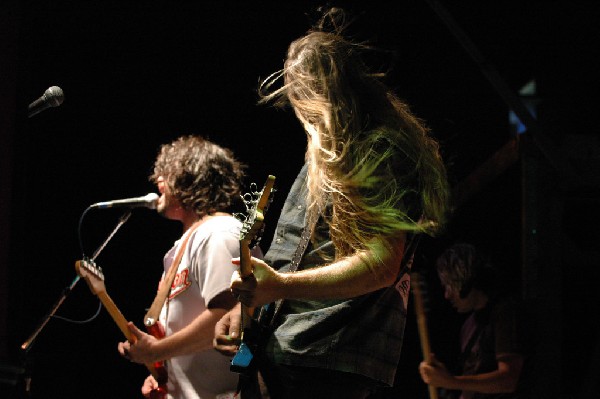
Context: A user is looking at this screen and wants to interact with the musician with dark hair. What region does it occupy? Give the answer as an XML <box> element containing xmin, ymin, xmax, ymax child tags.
<box><xmin>117</xmin><ymin>135</ymin><xmax>255</xmax><ymax>399</ymax></box>
<box><xmin>214</xmin><ymin>8</ymin><xmax>450</xmax><ymax>399</ymax></box>
<box><xmin>419</xmin><ymin>243</ymin><xmax>529</xmax><ymax>399</ymax></box>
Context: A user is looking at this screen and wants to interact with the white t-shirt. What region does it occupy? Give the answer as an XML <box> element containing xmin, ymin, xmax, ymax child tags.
<box><xmin>159</xmin><ymin>216</ymin><xmax>241</xmax><ymax>399</ymax></box>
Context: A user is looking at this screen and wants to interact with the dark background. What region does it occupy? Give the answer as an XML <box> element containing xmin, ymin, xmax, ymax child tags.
<box><xmin>1</xmin><ymin>1</ymin><xmax>599</xmax><ymax>398</ymax></box>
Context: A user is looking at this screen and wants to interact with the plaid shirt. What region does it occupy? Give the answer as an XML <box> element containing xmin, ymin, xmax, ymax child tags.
<box><xmin>262</xmin><ymin>164</ymin><xmax>408</xmax><ymax>386</ymax></box>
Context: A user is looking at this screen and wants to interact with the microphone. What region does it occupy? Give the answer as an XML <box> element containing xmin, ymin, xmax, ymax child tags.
<box><xmin>28</xmin><ymin>86</ymin><xmax>64</xmax><ymax>118</ymax></box>
<box><xmin>90</xmin><ymin>193</ymin><xmax>159</xmax><ymax>210</ymax></box>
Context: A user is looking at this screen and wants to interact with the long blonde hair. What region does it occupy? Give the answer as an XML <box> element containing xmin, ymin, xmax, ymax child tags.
<box><xmin>260</xmin><ymin>9</ymin><xmax>449</xmax><ymax>258</ymax></box>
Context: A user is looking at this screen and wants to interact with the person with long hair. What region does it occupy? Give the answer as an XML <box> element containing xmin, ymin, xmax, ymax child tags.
<box><xmin>214</xmin><ymin>8</ymin><xmax>450</xmax><ymax>399</ymax></box>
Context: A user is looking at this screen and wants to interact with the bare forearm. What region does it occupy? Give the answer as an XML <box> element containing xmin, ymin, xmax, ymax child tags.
<box><xmin>232</xmin><ymin>235</ymin><xmax>406</xmax><ymax>307</ymax></box>
<box><xmin>153</xmin><ymin>308</ymin><xmax>228</xmax><ymax>360</ymax></box>
<box><xmin>444</xmin><ymin>358</ymin><xmax>523</xmax><ymax>394</ymax></box>
<box><xmin>452</xmin><ymin>371</ymin><xmax>518</xmax><ymax>393</ymax></box>
<box><xmin>278</xmin><ymin>235</ymin><xmax>405</xmax><ymax>300</ymax></box>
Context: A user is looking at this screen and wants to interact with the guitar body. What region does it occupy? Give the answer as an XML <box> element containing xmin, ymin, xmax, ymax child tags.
<box><xmin>145</xmin><ymin>321</ymin><xmax>169</xmax><ymax>399</ymax></box>
<box><xmin>230</xmin><ymin>332</ymin><xmax>257</xmax><ymax>373</ymax></box>
<box><xmin>230</xmin><ymin>313</ymin><xmax>273</xmax><ymax>373</ymax></box>
<box><xmin>148</xmin><ymin>384</ymin><xmax>168</xmax><ymax>399</ymax></box>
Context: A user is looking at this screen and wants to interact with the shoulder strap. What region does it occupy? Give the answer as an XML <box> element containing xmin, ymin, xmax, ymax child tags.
<box><xmin>144</xmin><ymin>221</ymin><xmax>202</xmax><ymax>325</ymax></box>
<box><xmin>458</xmin><ymin>321</ymin><xmax>485</xmax><ymax>370</ymax></box>
<box><xmin>289</xmin><ymin>207</ymin><xmax>319</xmax><ymax>273</ymax></box>
<box><xmin>396</xmin><ymin>232</ymin><xmax>421</xmax><ymax>282</ymax></box>
<box><xmin>264</xmin><ymin>208</ymin><xmax>319</xmax><ymax>327</ymax></box>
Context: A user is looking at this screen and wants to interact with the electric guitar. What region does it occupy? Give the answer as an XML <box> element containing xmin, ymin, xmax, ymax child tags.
<box><xmin>75</xmin><ymin>259</ymin><xmax>168</xmax><ymax>399</ymax></box>
<box><xmin>411</xmin><ymin>272</ymin><xmax>439</xmax><ymax>399</ymax></box>
<box><xmin>230</xmin><ymin>175</ymin><xmax>276</xmax><ymax>374</ymax></box>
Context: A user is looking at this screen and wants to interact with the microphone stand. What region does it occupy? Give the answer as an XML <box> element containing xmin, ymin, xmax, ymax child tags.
<box><xmin>18</xmin><ymin>210</ymin><xmax>132</xmax><ymax>397</ymax></box>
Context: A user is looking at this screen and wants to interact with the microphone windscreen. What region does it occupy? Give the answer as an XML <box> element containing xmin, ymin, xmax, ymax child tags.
<box><xmin>46</xmin><ymin>86</ymin><xmax>64</xmax><ymax>107</ymax></box>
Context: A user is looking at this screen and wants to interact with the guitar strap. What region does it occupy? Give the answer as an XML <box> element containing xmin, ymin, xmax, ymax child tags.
<box><xmin>144</xmin><ymin>221</ymin><xmax>203</xmax><ymax>324</ymax></box>
<box><xmin>396</xmin><ymin>231</ymin><xmax>421</xmax><ymax>282</ymax></box>
<box><xmin>393</xmin><ymin>213</ymin><xmax>428</xmax><ymax>314</ymax></box>
<box><xmin>290</xmin><ymin>207</ymin><xmax>320</xmax><ymax>273</ymax></box>
<box><xmin>457</xmin><ymin>323</ymin><xmax>484</xmax><ymax>373</ymax></box>
<box><xmin>264</xmin><ymin>207</ymin><xmax>319</xmax><ymax>329</ymax></box>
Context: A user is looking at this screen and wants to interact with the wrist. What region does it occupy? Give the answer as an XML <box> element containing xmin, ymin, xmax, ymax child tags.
<box><xmin>275</xmin><ymin>271</ymin><xmax>294</xmax><ymax>299</ymax></box>
<box><xmin>447</xmin><ymin>375</ymin><xmax>464</xmax><ymax>390</ymax></box>
<box><xmin>150</xmin><ymin>336</ymin><xmax>169</xmax><ymax>362</ymax></box>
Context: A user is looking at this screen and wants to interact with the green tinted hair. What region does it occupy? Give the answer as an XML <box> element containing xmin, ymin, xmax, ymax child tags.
<box><xmin>260</xmin><ymin>8</ymin><xmax>450</xmax><ymax>258</ymax></box>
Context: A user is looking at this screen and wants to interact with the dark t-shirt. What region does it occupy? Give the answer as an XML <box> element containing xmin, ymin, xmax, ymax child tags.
<box><xmin>458</xmin><ymin>295</ymin><xmax>528</xmax><ymax>399</ymax></box>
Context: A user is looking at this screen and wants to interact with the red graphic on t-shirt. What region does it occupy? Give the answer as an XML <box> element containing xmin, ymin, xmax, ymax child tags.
<box><xmin>168</xmin><ymin>268</ymin><xmax>192</xmax><ymax>299</ymax></box>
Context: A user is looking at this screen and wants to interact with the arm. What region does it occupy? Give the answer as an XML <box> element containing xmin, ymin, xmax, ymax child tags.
<box><xmin>231</xmin><ymin>233</ymin><xmax>406</xmax><ymax>307</ymax></box>
<box><xmin>118</xmin><ymin>291</ymin><xmax>235</xmax><ymax>364</ymax></box>
<box><xmin>419</xmin><ymin>353</ymin><xmax>524</xmax><ymax>394</ymax></box>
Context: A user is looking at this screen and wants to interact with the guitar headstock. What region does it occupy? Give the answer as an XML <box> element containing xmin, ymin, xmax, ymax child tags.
<box><xmin>236</xmin><ymin>175</ymin><xmax>276</xmax><ymax>247</ymax></box>
<box><xmin>75</xmin><ymin>258</ymin><xmax>107</xmax><ymax>296</ymax></box>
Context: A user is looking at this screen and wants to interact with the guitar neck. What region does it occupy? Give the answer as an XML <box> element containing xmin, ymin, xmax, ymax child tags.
<box><xmin>239</xmin><ymin>239</ymin><xmax>253</xmax><ymax>278</ymax></box>
<box><xmin>238</xmin><ymin>241</ymin><xmax>255</xmax><ymax>327</ymax></box>
<box><xmin>414</xmin><ymin>304</ymin><xmax>433</xmax><ymax>362</ymax></box>
<box><xmin>412</xmin><ymin>275</ymin><xmax>439</xmax><ymax>399</ymax></box>
<box><xmin>95</xmin><ymin>291</ymin><xmax>163</xmax><ymax>380</ymax></box>
<box><xmin>96</xmin><ymin>291</ymin><xmax>132</xmax><ymax>340</ymax></box>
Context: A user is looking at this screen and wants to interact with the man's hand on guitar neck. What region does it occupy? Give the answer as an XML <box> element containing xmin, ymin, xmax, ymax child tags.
<box><xmin>419</xmin><ymin>354</ymin><xmax>454</xmax><ymax>388</ymax></box>
<box><xmin>118</xmin><ymin>322</ymin><xmax>162</xmax><ymax>364</ymax></box>
<box><xmin>213</xmin><ymin>303</ymin><xmax>242</xmax><ymax>357</ymax></box>
<box><xmin>230</xmin><ymin>257</ymin><xmax>284</xmax><ymax>308</ymax></box>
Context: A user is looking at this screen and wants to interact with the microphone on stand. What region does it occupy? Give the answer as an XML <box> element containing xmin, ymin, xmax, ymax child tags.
<box><xmin>28</xmin><ymin>86</ymin><xmax>64</xmax><ymax>118</ymax></box>
<box><xmin>90</xmin><ymin>193</ymin><xmax>159</xmax><ymax>210</ymax></box>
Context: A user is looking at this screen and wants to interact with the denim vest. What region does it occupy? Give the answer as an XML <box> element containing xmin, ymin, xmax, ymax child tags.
<box><xmin>263</xmin><ymin>164</ymin><xmax>408</xmax><ymax>386</ymax></box>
